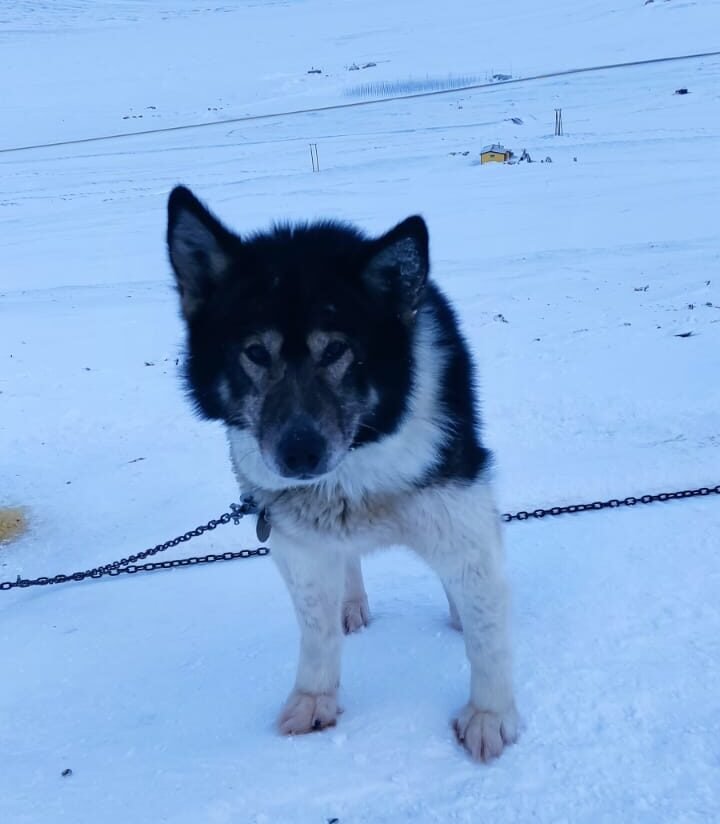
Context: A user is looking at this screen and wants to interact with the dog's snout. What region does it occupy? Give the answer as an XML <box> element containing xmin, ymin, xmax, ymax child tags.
<box><xmin>277</xmin><ymin>420</ymin><xmax>327</xmax><ymax>478</ymax></box>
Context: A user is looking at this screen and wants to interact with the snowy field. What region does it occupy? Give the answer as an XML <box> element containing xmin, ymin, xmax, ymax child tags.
<box><xmin>2</xmin><ymin>1</ymin><xmax>720</xmax><ymax>822</ymax></box>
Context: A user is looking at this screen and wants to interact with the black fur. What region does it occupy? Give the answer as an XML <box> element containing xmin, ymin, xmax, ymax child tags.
<box><xmin>167</xmin><ymin>185</ymin><xmax>489</xmax><ymax>486</ymax></box>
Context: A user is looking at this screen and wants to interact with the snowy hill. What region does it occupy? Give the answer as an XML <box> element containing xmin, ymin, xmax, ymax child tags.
<box><xmin>1</xmin><ymin>1</ymin><xmax>719</xmax><ymax>822</ymax></box>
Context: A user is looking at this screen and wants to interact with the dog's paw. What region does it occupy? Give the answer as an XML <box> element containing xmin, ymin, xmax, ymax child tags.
<box><xmin>342</xmin><ymin>596</ymin><xmax>371</xmax><ymax>634</ymax></box>
<box><xmin>453</xmin><ymin>702</ymin><xmax>518</xmax><ymax>763</ymax></box>
<box><xmin>278</xmin><ymin>690</ymin><xmax>339</xmax><ymax>735</ymax></box>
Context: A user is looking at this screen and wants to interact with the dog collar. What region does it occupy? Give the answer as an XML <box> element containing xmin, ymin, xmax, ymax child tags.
<box><xmin>240</xmin><ymin>494</ymin><xmax>272</xmax><ymax>543</ymax></box>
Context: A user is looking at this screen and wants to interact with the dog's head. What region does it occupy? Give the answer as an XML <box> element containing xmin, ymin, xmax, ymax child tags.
<box><xmin>167</xmin><ymin>185</ymin><xmax>429</xmax><ymax>483</ymax></box>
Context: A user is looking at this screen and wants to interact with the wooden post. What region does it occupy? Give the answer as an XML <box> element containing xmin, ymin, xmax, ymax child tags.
<box><xmin>309</xmin><ymin>143</ymin><xmax>320</xmax><ymax>172</ymax></box>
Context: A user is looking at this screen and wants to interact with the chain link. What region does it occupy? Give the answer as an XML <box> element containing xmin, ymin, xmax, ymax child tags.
<box><xmin>0</xmin><ymin>500</ymin><xmax>267</xmax><ymax>592</ymax></box>
<box><xmin>501</xmin><ymin>484</ymin><xmax>720</xmax><ymax>522</ymax></box>
<box><xmin>2</xmin><ymin>484</ymin><xmax>718</xmax><ymax>592</ymax></box>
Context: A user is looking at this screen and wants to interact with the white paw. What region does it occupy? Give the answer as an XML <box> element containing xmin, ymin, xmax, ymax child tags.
<box><xmin>277</xmin><ymin>690</ymin><xmax>339</xmax><ymax>735</ymax></box>
<box><xmin>453</xmin><ymin>703</ymin><xmax>518</xmax><ymax>762</ymax></box>
<box><xmin>342</xmin><ymin>596</ymin><xmax>371</xmax><ymax>634</ymax></box>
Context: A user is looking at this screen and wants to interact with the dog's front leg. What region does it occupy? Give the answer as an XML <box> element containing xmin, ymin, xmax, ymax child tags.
<box><xmin>411</xmin><ymin>491</ymin><xmax>518</xmax><ymax>762</ymax></box>
<box><xmin>271</xmin><ymin>532</ymin><xmax>345</xmax><ymax>735</ymax></box>
<box><xmin>447</xmin><ymin>558</ymin><xmax>518</xmax><ymax>763</ymax></box>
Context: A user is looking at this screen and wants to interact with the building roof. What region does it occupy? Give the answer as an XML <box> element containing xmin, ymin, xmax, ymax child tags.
<box><xmin>481</xmin><ymin>144</ymin><xmax>507</xmax><ymax>154</ymax></box>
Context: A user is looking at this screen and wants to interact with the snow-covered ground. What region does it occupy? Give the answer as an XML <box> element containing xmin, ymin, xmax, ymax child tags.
<box><xmin>2</xmin><ymin>1</ymin><xmax>720</xmax><ymax>822</ymax></box>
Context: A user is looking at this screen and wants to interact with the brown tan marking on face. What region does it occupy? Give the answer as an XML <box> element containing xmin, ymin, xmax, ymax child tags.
<box><xmin>307</xmin><ymin>330</ymin><xmax>354</xmax><ymax>383</ymax></box>
<box><xmin>230</xmin><ymin>330</ymin><xmax>284</xmax><ymax>431</ymax></box>
<box><xmin>225</xmin><ymin>327</ymin><xmax>367</xmax><ymax>476</ymax></box>
<box><xmin>239</xmin><ymin>330</ymin><xmax>284</xmax><ymax>386</ymax></box>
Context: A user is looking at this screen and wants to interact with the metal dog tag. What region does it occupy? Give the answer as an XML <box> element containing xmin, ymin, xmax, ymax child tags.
<box><xmin>256</xmin><ymin>508</ymin><xmax>271</xmax><ymax>542</ymax></box>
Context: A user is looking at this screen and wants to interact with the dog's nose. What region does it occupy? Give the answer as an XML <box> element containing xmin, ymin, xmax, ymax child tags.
<box><xmin>276</xmin><ymin>421</ymin><xmax>327</xmax><ymax>478</ymax></box>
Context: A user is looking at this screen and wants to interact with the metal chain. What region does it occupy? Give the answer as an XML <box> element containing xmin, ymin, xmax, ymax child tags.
<box><xmin>0</xmin><ymin>499</ymin><xmax>268</xmax><ymax>592</ymax></box>
<box><xmin>2</xmin><ymin>484</ymin><xmax>718</xmax><ymax>592</ymax></box>
<box><xmin>501</xmin><ymin>483</ymin><xmax>720</xmax><ymax>522</ymax></box>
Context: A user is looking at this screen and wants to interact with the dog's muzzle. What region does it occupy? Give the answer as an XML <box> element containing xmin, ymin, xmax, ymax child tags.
<box><xmin>275</xmin><ymin>417</ymin><xmax>329</xmax><ymax>479</ymax></box>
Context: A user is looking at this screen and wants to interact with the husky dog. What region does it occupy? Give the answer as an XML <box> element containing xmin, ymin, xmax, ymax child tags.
<box><xmin>166</xmin><ymin>186</ymin><xmax>518</xmax><ymax>762</ymax></box>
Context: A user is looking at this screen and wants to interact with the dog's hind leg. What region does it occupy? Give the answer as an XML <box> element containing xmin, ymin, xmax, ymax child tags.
<box><xmin>343</xmin><ymin>556</ymin><xmax>371</xmax><ymax>634</ymax></box>
<box><xmin>271</xmin><ymin>533</ymin><xmax>345</xmax><ymax>735</ymax></box>
<box><xmin>443</xmin><ymin>584</ymin><xmax>462</xmax><ymax>631</ymax></box>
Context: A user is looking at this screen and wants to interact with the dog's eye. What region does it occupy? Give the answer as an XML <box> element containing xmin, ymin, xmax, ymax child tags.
<box><xmin>244</xmin><ymin>344</ymin><xmax>272</xmax><ymax>368</ymax></box>
<box><xmin>319</xmin><ymin>340</ymin><xmax>348</xmax><ymax>367</ymax></box>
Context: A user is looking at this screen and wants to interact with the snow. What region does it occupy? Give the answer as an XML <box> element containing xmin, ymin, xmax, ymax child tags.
<box><xmin>1</xmin><ymin>1</ymin><xmax>720</xmax><ymax>822</ymax></box>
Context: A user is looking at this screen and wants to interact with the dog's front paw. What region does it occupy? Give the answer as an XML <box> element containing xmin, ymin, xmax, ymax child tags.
<box><xmin>453</xmin><ymin>702</ymin><xmax>518</xmax><ymax>762</ymax></box>
<box><xmin>342</xmin><ymin>596</ymin><xmax>371</xmax><ymax>634</ymax></box>
<box><xmin>278</xmin><ymin>690</ymin><xmax>339</xmax><ymax>735</ymax></box>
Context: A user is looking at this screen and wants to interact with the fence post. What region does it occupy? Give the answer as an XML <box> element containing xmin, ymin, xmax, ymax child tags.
<box><xmin>309</xmin><ymin>143</ymin><xmax>320</xmax><ymax>171</ymax></box>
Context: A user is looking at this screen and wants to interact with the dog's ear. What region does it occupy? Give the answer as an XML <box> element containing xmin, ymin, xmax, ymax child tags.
<box><xmin>167</xmin><ymin>186</ymin><xmax>237</xmax><ymax>319</ymax></box>
<box><xmin>363</xmin><ymin>216</ymin><xmax>429</xmax><ymax>320</ymax></box>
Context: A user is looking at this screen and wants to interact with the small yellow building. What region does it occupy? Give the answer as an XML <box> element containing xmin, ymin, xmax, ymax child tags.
<box><xmin>480</xmin><ymin>144</ymin><xmax>512</xmax><ymax>164</ymax></box>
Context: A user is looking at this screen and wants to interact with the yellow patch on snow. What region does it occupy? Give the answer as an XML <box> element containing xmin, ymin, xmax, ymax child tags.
<box><xmin>0</xmin><ymin>507</ymin><xmax>28</xmax><ymax>544</ymax></box>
